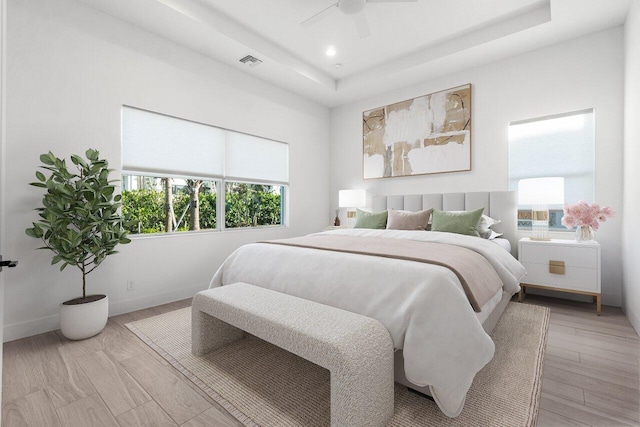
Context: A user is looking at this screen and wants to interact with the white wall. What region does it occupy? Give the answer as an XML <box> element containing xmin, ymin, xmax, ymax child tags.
<box><xmin>623</xmin><ymin>2</ymin><xmax>640</xmax><ymax>333</ymax></box>
<box><xmin>330</xmin><ymin>28</ymin><xmax>625</xmax><ymax>306</ymax></box>
<box><xmin>4</xmin><ymin>0</ymin><xmax>330</xmax><ymax>341</ymax></box>
<box><xmin>0</xmin><ymin>0</ymin><xmax>7</xmax><ymax>412</ymax></box>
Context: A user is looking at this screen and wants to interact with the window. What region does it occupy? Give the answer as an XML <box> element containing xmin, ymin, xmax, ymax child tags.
<box><xmin>121</xmin><ymin>107</ymin><xmax>288</xmax><ymax>235</ymax></box>
<box><xmin>224</xmin><ymin>182</ymin><xmax>284</xmax><ymax>228</ymax></box>
<box><xmin>508</xmin><ymin>109</ymin><xmax>595</xmax><ymax>230</ymax></box>
<box><xmin>122</xmin><ymin>175</ymin><xmax>218</xmax><ymax>234</ymax></box>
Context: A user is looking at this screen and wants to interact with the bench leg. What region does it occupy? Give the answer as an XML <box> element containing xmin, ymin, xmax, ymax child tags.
<box><xmin>192</xmin><ymin>308</ymin><xmax>244</xmax><ymax>356</ymax></box>
<box><xmin>330</xmin><ymin>355</ymin><xmax>394</xmax><ymax>427</ymax></box>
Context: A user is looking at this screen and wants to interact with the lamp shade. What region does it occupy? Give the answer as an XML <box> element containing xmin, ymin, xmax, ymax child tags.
<box><xmin>339</xmin><ymin>189</ymin><xmax>366</xmax><ymax>208</ymax></box>
<box><xmin>518</xmin><ymin>177</ymin><xmax>565</xmax><ymax>205</ymax></box>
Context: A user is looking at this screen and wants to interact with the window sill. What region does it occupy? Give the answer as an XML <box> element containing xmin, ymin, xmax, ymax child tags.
<box><xmin>127</xmin><ymin>224</ymin><xmax>288</xmax><ymax>240</ymax></box>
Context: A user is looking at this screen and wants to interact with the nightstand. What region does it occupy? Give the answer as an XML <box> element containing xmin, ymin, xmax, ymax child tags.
<box><xmin>518</xmin><ymin>238</ymin><xmax>601</xmax><ymax>315</ymax></box>
<box><xmin>326</xmin><ymin>225</ymin><xmax>347</xmax><ymax>230</ymax></box>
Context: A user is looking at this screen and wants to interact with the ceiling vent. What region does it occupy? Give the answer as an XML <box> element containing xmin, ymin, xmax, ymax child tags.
<box><xmin>239</xmin><ymin>55</ymin><xmax>263</xmax><ymax>68</ymax></box>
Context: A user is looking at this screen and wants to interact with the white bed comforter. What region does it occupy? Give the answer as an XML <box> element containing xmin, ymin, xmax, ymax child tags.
<box><xmin>209</xmin><ymin>229</ymin><xmax>526</xmax><ymax>417</ymax></box>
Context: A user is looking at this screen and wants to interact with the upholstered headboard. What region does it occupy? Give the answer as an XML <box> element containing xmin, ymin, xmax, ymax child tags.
<box><xmin>371</xmin><ymin>191</ymin><xmax>517</xmax><ymax>255</ymax></box>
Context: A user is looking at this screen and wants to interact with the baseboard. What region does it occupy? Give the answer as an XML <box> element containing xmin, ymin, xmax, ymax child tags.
<box><xmin>108</xmin><ymin>284</ymin><xmax>204</xmax><ymax>317</ymax></box>
<box><xmin>623</xmin><ymin>304</ymin><xmax>640</xmax><ymax>336</ymax></box>
<box><xmin>3</xmin><ymin>313</ymin><xmax>61</xmax><ymax>343</ymax></box>
<box><xmin>3</xmin><ymin>284</ymin><xmax>205</xmax><ymax>342</ymax></box>
<box><xmin>602</xmin><ymin>292</ymin><xmax>622</xmax><ymax>307</ymax></box>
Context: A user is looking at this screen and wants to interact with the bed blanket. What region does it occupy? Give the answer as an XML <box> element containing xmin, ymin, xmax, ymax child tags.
<box><xmin>261</xmin><ymin>234</ymin><xmax>503</xmax><ymax>311</ymax></box>
<box><xmin>209</xmin><ymin>229</ymin><xmax>526</xmax><ymax>417</ymax></box>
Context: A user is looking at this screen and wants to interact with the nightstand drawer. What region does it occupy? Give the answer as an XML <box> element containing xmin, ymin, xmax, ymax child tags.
<box><xmin>521</xmin><ymin>262</ymin><xmax>598</xmax><ymax>292</ymax></box>
<box><xmin>520</xmin><ymin>244</ymin><xmax>597</xmax><ymax>269</ymax></box>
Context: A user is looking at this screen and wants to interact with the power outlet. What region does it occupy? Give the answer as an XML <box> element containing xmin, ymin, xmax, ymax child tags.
<box><xmin>126</xmin><ymin>280</ymin><xmax>135</xmax><ymax>291</ymax></box>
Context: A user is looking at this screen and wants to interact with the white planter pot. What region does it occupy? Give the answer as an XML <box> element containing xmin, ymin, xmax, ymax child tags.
<box><xmin>59</xmin><ymin>294</ymin><xmax>108</xmax><ymax>340</ymax></box>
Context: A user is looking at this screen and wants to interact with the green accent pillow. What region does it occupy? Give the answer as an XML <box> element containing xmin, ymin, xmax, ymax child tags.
<box><xmin>353</xmin><ymin>209</ymin><xmax>388</xmax><ymax>229</ymax></box>
<box><xmin>431</xmin><ymin>208</ymin><xmax>484</xmax><ymax>237</ymax></box>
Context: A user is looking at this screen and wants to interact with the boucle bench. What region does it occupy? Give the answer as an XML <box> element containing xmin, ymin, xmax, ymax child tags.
<box><xmin>192</xmin><ymin>282</ymin><xmax>394</xmax><ymax>427</ymax></box>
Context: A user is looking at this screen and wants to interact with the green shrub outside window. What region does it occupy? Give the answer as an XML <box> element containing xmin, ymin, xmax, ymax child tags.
<box><xmin>121</xmin><ymin>174</ymin><xmax>283</xmax><ymax>235</ymax></box>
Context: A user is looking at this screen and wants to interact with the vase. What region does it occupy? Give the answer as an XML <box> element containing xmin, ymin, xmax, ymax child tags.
<box><xmin>59</xmin><ymin>294</ymin><xmax>108</xmax><ymax>340</ymax></box>
<box><xmin>575</xmin><ymin>225</ymin><xmax>595</xmax><ymax>242</ymax></box>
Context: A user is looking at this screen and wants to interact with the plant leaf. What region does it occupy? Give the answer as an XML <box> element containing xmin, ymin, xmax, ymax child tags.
<box><xmin>86</xmin><ymin>149</ymin><xmax>99</xmax><ymax>161</ymax></box>
<box><xmin>39</xmin><ymin>153</ymin><xmax>55</xmax><ymax>165</ymax></box>
<box><xmin>27</xmin><ymin>149</ymin><xmax>129</xmax><ymax>282</ymax></box>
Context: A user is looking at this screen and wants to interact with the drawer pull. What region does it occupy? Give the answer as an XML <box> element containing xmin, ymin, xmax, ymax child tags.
<box><xmin>549</xmin><ymin>260</ymin><xmax>565</xmax><ymax>275</ymax></box>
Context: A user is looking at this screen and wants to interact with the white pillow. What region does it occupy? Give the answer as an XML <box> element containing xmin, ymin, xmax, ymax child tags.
<box><xmin>482</xmin><ymin>229</ymin><xmax>503</xmax><ymax>240</ymax></box>
<box><xmin>478</xmin><ymin>215</ymin><xmax>502</xmax><ymax>240</ymax></box>
<box><xmin>478</xmin><ymin>214</ymin><xmax>501</xmax><ymax>230</ymax></box>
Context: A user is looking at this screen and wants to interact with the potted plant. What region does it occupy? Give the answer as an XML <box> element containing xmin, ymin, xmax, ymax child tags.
<box><xmin>26</xmin><ymin>149</ymin><xmax>131</xmax><ymax>340</ymax></box>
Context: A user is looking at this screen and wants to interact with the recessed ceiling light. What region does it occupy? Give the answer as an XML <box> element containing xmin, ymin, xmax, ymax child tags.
<box><xmin>326</xmin><ymin>46</ymin><xmax>336</xmax><ymax>57</ymax></box>
<box><xmin>334</xmin><ymin>63</ymin><xmax>343</xmax><ymax>68</ymax></box>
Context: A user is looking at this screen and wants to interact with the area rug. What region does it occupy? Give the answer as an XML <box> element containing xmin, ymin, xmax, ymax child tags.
<box><xmin>126</xmin><ymin>302</ymin><xmax>549</xmax><ymax>427</ymax></box>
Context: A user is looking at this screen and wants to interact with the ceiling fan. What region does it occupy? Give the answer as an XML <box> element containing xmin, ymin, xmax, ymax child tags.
<box><xmin>300</xmin><ymin>0</ymin><xmax>418</xmax><ymax>39</ymax></box>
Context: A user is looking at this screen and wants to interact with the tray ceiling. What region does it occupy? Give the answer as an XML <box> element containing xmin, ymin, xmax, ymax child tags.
<box><xmin>74</xmin><ymin>0</ymin><xmax>632</xmax><ymax>107</ymax></box>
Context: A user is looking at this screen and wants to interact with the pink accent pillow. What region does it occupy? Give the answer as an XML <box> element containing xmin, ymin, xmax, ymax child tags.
<box><xmin>386</xmin><ymin>209</ymin><xmax>432</xmax><ymax>231</ymax></box>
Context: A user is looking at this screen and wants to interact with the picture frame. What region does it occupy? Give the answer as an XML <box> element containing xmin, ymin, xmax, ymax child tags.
<box><xmin>363</xmin><ymin>84</ymin><xmax>472</xmax><ymax>179</ymax></box>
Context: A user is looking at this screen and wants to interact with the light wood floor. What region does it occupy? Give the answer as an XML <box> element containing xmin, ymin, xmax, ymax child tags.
<box><xmin>2</xmin><ymin>295</ymin><xmax>639</xmax><ymax>426</ymax></box>
<box><xmin>524</xmin><ymin>295</ymin><xmax>640</xmax><ymax>427</ymax></box>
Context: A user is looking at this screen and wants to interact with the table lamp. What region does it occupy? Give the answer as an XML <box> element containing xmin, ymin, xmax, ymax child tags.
<box><xmin>518</xmin><ymin>177</ymin><xmax>564</xmax><ymax>241</ymax></box>
<box><xmin>339</xmin><ymin>189</ymin><xmax>366</xmax><ymax>227</ymax></box>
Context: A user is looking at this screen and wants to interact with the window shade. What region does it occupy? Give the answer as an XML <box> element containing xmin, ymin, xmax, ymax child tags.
<box><xmin>122</xmin><ymin>107</ymin><xmax>225</xmax><ymax>178</ymax></box>
<box><xmin>122</xmin><ymin>107</ymin><xmax>289</xmax><ymax>183</ymax></box>
<box><xmin>225</xmin><ymin>132</ymin><xmax>289</xmax><ymax>183</ymax></box>
<box><xmin>508</xmin><ymin>110</ymin><xmax>595</xmax><ymax>205</ymax></box>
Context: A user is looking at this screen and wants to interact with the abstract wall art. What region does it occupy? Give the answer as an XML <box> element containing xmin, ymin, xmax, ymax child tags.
<box><xmin>363</xmin><ymin>84</ymin><xmax>471</xmax><ymax>179</ymax></box>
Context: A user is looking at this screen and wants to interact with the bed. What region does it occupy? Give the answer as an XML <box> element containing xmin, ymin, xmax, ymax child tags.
<box><xmin>208</xmin><ymin>191</ymin><xmax>526</xmax><ymax>418</ymax></box>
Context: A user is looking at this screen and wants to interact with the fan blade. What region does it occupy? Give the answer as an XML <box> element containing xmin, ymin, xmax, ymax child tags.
<box><xmin>352</xmin><ymin>12</ymin><xmax>371</xmax><ymax>38</ymax></box>
<box><xmin>367</xmin><ymin>0</ymin><xmax>417</xmax><ymax>2</ymax></box>
<box><xmin>300</xmin><ymin>2</ymin><xmax>339</xmax><ymax>28</ymax></box>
